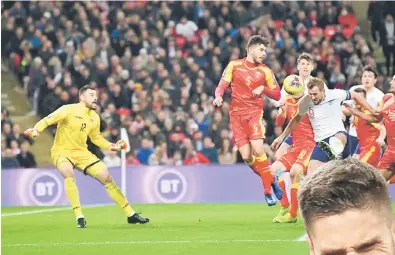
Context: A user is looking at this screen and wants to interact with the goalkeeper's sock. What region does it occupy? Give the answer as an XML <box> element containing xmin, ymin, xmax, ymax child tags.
<box><xmin>278</xmin><ymin>177</ymin><xmax>289</xmax><ymax>208</ymax></box>
<box><xmin>64</xmin><ymin>177</ymin><xmax>83</xmax><ymax>218</ymax></box>
<box><xmin>252</xmin><ymin>154</ymin><xmax>274</xmax><ymax>194</ymax></box>
<box><xmin>105</xmin><ymin>180</ymin><xmax>135</xmax><ymax>217</ymax></box>
<box><xmin>289</xmin><ymin>182</ymin><xmax>299</xmax><ymax>218</ymax></box>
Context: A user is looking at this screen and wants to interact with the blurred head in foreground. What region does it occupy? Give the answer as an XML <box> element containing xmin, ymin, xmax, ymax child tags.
<box><xmin>298</xmin><ymin>158</ymin><xmax>395</xmax><ymax>255</ymax></box>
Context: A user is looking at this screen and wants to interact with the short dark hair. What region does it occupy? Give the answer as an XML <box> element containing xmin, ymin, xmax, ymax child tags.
<box><xmin>79</xmin><ymin>85</ymin><xmax>95</xmax><ymax>96</ymax></box>
<box><xmin>307</xmin><ymin>77</ymin><xmax>325</xmax><ymax>91</ymax></box>
<box><xmin>297</xmin><ymin>52</ymin><xmax>314</xmax><ymax>64</ymax></box>
<box><xmin>298</xmin><ymin>158</ymin><xmax>391</xmax><ymax>231</ymax></box>
<box><xmin>354</xmin><ymin>87</ymin><xmax>367</xmax><ymax>97</ymax></box>
<box><xmin>362</xmin><ymin>65</ymin><xmax>378</xmax><ymax>78</ymax></box>
<box><xmin>246</xmin><ymin>35</ymin><xmax>270</xmax><ymax>50</ymax></box>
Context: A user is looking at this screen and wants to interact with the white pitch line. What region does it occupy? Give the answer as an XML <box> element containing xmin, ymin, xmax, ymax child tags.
<box><xmin>2</xmin><ymin>239</ymin><xmax>300</xmax><ymax>247</ymax></box>
<box><xmin>295</xmin><ymin>233</ymin><xmax>308</xmax><ymax>242</ymax></box>
<box><xmin>1</xmin><ymin>204</ymin><xmax>111</xmax><ymax>217</ymax></box>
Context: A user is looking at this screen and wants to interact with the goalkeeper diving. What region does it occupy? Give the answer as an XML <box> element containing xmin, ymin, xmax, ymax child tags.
<box><xmin>24</xmin><ymin>85</ymin><xmax>149</xmax><ymax>228</ymax></box>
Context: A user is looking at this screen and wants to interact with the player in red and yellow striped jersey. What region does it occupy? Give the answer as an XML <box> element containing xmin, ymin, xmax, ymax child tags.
<box><xmin>213</xmin><ymin>35</ymin><xmax>282</xmax><ymax>206</ymax></box>
<box><xmin>345</xmin><ymin>88</ymin><xmax>382</xmax><ymax>168</ymax></box>
<box><xmin>271</xmin><ymin>92</ymin><xmax>315</xmax><ymax>223</ymax></box>
<box><xmin>24</xmin><ymin>85</ymin><xmax>149</xmax><ymax>228</ymax></box>
<box><xmin>345</xmin><ymin>75</ymin><xmax>395</xmax><ymax>181</ymax></box>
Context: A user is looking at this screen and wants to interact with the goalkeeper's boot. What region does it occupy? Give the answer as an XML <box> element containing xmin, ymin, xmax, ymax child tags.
<box><xmin>77</xmin><ymin>217</ymin><xmax>86</xmax><ymax>228</ymax></box>
<box><xmin>317</xmin><ymin>141</ymin><xmax>337</xmax><ymax>160</ymax></box>
<box><xmin>271</xmin><ymin>176</ymin><xmax>283</xmax><ymax>200</ymax></box>
<box><xmin>264</xmin><ymin>193</ymin><xmax>277</xmax><ymax>207</ymax></box>
<box><xmin>128</xmin><ymin>213</ymin><xmax>150</xmax><ymax>224</ymax></box>
<box><xmin>274</xmin><ymin>207</ymin><xmax>289</xmax><ymax>220</ymax></box>
<box><xmin>273</xmin><ymin>213</ymin><xmax>297</xmax><ymax>223</ymax></box>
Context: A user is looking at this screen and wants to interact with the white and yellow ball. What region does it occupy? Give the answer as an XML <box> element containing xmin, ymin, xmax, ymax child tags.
<box><xmin>283</xmin><ymin>75</ymin><xmax>305</xmax><ymax>95</ymax></box>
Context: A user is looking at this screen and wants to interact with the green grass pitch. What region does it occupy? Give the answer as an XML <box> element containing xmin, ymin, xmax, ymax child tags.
<box><xmin>3</xmin><ymin>203</ymin><xmax>310</xmax><ymax>254</ymax></box>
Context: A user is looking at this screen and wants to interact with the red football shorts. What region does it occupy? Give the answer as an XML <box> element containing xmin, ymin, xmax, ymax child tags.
<box><xmin>230</xmin><ymin>111</ymin><xmax>265</xmax><ymax>148</ymax></box>
<box><xmin>277</xmin><ymin>142</ymin><xmax>314</xmax><ymax>172</ymax></box>
<box><xmin>377</xmin><ymin>148</ymin><xmax>395</xmax><ymax>172</ymax></box>
<box><xmin>359</xmin><ymin>144</ymin><xmax>381</xmax><ymax>168</ymax></box>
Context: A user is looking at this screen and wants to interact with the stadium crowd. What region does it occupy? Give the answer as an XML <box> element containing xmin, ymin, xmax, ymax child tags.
<box><xmin>1</xmin><ymin>108</ymin><xmax>36</xmax><ymax>169</ymax></box>
<box><xmin>1</xmin><ymin>1</ymin><xmax>394</xmax><ymax>168</ymax></box>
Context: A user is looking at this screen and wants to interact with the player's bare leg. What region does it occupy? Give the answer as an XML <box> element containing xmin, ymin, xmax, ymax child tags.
<box><xmin>56</xmin><ymin>158</ymin><xmax>86</xmax><ymax>228</ymax></box>
<box><xmin>275</xmin><ymin>143</ymin><xmax>291</xmax><ymax>160</ymax></box>
<box><xmin>273</xmin><ymin>164</ymin><xmax>304</xmax><ymax>223</ymax></box>
<box><xmin>317</xmin><ymin>133</ymin><xmax>347</xmax><ymax>160</ymax></box>
<box><xmin>93</xmin><ymin>166</ymin><xmax>149</xmax><ymax>224</ymax></box>
<box><xmin>307</xmin><ymin>159</ymin><xmax>325</xmax><ymax>175</ymax></box>
<box><xmin>250</xmin><ymin>139</ymin><xmax>283</xmax><ymax>205</ymax></box>
<box><xmin>238</xmin><ymin>142</ymin><xmax>253</xmax><ymax>166</ymax></box>
<box><xmin>270</xmin><ymin>161</ymin><xmax>290</xmax><ymax>218</ymax></box>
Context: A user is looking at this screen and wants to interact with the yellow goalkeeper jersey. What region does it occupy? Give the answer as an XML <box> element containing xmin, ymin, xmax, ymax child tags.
<box><xmin>34</xmin><ymin>103</ymin><xmax>112</xmax><ymax>152</ymax></box>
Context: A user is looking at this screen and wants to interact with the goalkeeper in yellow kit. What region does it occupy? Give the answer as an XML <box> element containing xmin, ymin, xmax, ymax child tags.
<box><xmin>24</xmin><ymin>85</ymin><xmax>149</xmax><ymax>228</ymax></box>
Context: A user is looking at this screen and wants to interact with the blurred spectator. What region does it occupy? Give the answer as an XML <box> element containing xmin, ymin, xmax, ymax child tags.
<box><xmin>136</xmin><ymin>139</ymin><xmax>154</xmax><ymax>165</ymax></box>
<box><xmin>16</xmin><ymin>141</ymin><xmax>37</xmax><ymax>168</ymax></box>
<box><xmin>218</xmin><ymin>139</ymin><xmax>237</xmax><ymax>164</ymax></box>
<box><xmin>148</xmin><ymin>145</ymin><xmax>169</xmax><ymax>166</ymax></box>
<box><xmin>2</xmin><ymin>149</ymin><xmax>20</xmax><ymax>169</ymax></box>
<box><xmin>126</xmin><ymin>151</ymin><xmax>141</xmax><ymax>166</ymax></box>
<box><xmin>200</xmin><ymin>136</ymin><xmax>219</xmax><ymax>163</ymax></box>
<box><xmin>183</xmin><ymin>147</ymin><xmax>210</xmax><ymax>165</ymax></box>
<box><xmin>368</xmin><ymin>1</ymin><xmax>387</xmax><ymax>43</ymax></box>
<box><xmin>103</xmin><ymin>151</ymin><xmax>121</xmax><ymax>167</ymax></box>
<box><xmin>379</xmin><ymin>14</ymin><xmax>395</xmax><ymax>75</ymax></box>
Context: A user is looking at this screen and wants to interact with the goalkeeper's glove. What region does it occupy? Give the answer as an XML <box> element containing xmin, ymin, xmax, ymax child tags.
<box><xmin>110</xmin><ymin>140</ymin><xmax>127</xmax><ymax>151</ymax></box>
<box><xmin>24</xmin><ymin>128</ymin><xmax>39</xmax><ymax>138</ymax></box>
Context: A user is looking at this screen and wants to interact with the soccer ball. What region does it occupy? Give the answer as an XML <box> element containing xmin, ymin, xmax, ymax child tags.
<box><xmin>282</xmin><ymin>75</ymin><xmax>305</xmax><ymax>95</ymax></box>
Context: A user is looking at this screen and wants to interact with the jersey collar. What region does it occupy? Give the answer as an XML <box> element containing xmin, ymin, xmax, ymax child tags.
<box><xmin>78</xmin><ymin>102</ymin><xmax>91</xmax><ymax>114</ymax></box>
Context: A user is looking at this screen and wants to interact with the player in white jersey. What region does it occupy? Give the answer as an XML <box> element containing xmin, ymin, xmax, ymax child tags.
<box><xmin>272</xmin><ymin>53</ymin><xmax>328</xmax><ymax>160</ymax></box>
<box><xmin>342</xmin><ymin>66</ymin><xmax>385</xmax><ymax>158</ymax></box>
<box><xmin>271</xmin><ymin>78</ymin><xmax>377</xmax><ymax>172</ymax></box>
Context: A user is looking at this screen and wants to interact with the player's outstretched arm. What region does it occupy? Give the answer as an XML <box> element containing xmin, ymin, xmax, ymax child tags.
<box><xmin>275</xmin><ymin>105</ymin><xmax>287</xmax><ymax>127</ymax></box>
<box><xmin>344</xmin><ymin>103</ymin><xmax>382</xmax><ymax>123</ymax></box>
<box><xmin>342</xmin><ymin>104</ymin><xmax>352</xmax><ymax>117</ymax></box>
<box><xmin>213</xmin><ymin>62</ymin><xmax>234</xmax><ymax>107</ymax></box>
<box><xmin>24</xmin><ymin>105</ymin><xmax>71</xmax><ymax>139</ymax></box>
<box><xmin>88</xmin><ymin>120</ymin><xmax>126</xmax><ymax>151</ymax></box>
<box><xmin>261</xmin><ymin>85</ymin><xmax>281</xmax><ymax>101</ymax></box>
<box><xmin>377</xmin><ymin>123</ymin><xmax>387</xmax><ymax>147</ymax></box>
<box><xmin>262</xmin><ymin>68</ymin><xmax>281</xmax><ymax>101</ymax></box>
<box><xmin>350</xmin><ymin>90</ymin><xmax>379</xmax><ymax>116</ymax></box>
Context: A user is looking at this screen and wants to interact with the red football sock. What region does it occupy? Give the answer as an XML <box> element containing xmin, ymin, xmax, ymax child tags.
<box><xmin>289</xmin><ymin>183</ymin><xmax>299</xmax><ymax>218</ymax></box>
<box><xmin>251</xmin><ymin>154</ymin><xmax>274</xmax><ymax>194</ymax></box>
<box><xmin>278</xmin><ymin>177</ymin><xmax>289</xmax><ymax>208</ymax></box>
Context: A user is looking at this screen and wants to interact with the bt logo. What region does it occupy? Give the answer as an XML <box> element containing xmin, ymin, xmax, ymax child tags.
<box><xmin>155</xmin><ymin>169</ymin><xmax>187</xmax><ymax>203</ymax></box>
<box><xmin>29</xmin><ymin>172</ymin><xmax>62</xmax><ymax>206</ymax></box>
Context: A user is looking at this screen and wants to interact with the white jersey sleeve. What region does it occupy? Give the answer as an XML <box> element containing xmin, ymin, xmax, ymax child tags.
<box><xmin>331</xmin><ymin>89</ymin><xmax>352</xmax><ymax>102</ymax></box>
